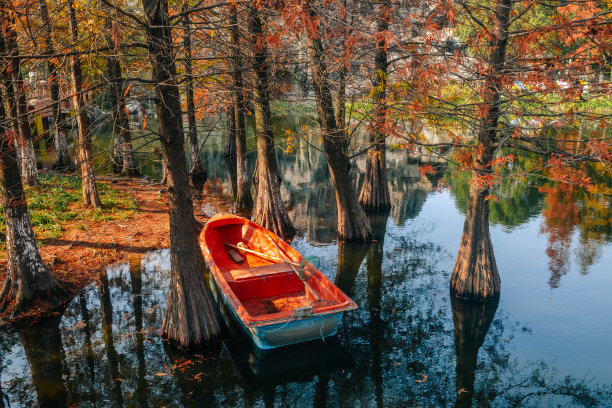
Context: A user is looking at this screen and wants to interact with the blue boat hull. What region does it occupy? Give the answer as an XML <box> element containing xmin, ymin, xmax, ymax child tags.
<box><xmin>208</xmin><ymin>271</ymin><xmax>344</xmax><ymax>350</ymax></box>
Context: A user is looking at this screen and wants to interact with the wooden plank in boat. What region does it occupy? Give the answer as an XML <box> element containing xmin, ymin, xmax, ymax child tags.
<box><xmin>231</xmin><ymin>262</ymin><xmax>293</xmax><ymax>281</ymax></box>
<box><xmin>226</xmin><ymin>247</ymin><xmax>244</xmax><ymax>263</ymax></box>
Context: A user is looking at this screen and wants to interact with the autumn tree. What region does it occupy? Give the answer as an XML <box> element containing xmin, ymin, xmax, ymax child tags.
<box><xmin>141</xmin><ymin>0</ymin><xmax>221</xmax><ymax>347</ymax></box>
<box><xmin>299</xmin><ymin>1</ymin><xmax>372</xmax><ymax>241</ymax></box>
<box><xmin>248</xmin><ymin>5</ymin><xmax>296</xmax><ymax>239</ymax></box>
<box><xmin>396</xmin><ymin>0</ymin><xmax>611</xmax><ymax>300</ymax></box>
<box><xmin>104</xmin><ymin>1</ymin><xmax>139</xmax><ymax>176</ymax></box>
<box><xmin>67</xmin><ymin>0</ymin><xmax>101</xmax><ymax>207</ymax></box>
<box><xmin>358</xmin><ymin>0</ymin><xmax>391</xmax><ymax>211</ymax></box>
<box><xmin>0</xmin><ymin>94</ymin><xmax>65</xmax><ymax>315</ymax></box>
<box><xmin>181</xmin><ymin>1</ymin><xmax>206</xmax><ymax>187</ymax></box>
<box><xmin>228</xmin><ymin>4</ymin><xmax>252</xmax><ymax>211</ymax></box>
<box><xmin>38</xmin><ymin>0</ymin><xmax>73</xmax><ymax>171</ymax></box>
<box><xmin>0</xmin><ymin>0</ymin><xmax>38</xmax><ymax>186</ymax></box>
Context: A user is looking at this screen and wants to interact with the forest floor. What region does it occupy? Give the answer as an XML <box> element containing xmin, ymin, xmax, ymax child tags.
<box><xmin>0</xmin><ymin>174</ymin><xmax>235</xmax><ymax>321</ymax></box>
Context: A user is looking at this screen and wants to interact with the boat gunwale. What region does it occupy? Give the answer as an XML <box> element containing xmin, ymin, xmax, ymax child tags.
<box><xmin>200</xmin><ymin>214</ymin><xmax>357</xmax><ymax>328</ymax></box>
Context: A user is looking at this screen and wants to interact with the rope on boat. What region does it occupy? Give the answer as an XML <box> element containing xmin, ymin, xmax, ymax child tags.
<box><xmin>254</xmin><ymin>307</ymin><xmax>327</xmax><ymax>342</ymax></box>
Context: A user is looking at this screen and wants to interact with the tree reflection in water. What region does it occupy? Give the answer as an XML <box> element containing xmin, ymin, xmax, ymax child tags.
<box><xmin>15</xmin><ymin>315</ymin><xmax>68</xmax><ymax>408</ymax></box>
<box><xmin>452</xmin><ymin>297</ymin><xmax>499</xmax><ymax>407</ymax></box>
<box><xmin>0</xmin><ymin>240</ymin><xmax>611</xmax><ymax>407</ymax></box>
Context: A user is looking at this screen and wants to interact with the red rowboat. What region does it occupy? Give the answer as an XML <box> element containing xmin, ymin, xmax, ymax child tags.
<box><xmin>200</xmin><ymin>213</ymin><xmax>357</xmax><ymax>349</ymax></box>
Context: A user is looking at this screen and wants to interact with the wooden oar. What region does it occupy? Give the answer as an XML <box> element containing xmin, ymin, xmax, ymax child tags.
<box><xmin>227</xmin><ymin>241</ymin><xmax>321</xmax><ymax>301</ymax></box>
<box><xmin>263</xmin><ymin>234</ymin><xmax>321</xmax><ymax>301</ymax></box>
<box><xmin>225</xmin><ymin>243</ymin><xmax>300</xmax><ymax>266</ymax></box>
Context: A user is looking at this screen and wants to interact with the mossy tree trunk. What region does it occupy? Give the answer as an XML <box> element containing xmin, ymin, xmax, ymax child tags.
<box><xmin>304</xmin><ymin>5</ymin><xmax>372</xmax><ymax>241</ymax></box>
<box><xmin>0</xmin><ymin>69</ymin><xmax>65</xmax><ymax>316</ymax></box>
<box><xmin>451</xmin><ymin>0</ymin><xmax>512</xmax><ymax>300</ymax></box>
<box><xmin>359</xmin><ymin>1</ymin><xmax>391</xmax><ymax>211</ymax></box>
<box><xmin>248</xmin><ymin>6</ymin><xmax>296</xmax><ymax>239</ymax></box>
<box><xmin>67</xmin><ymin>0</ymin><xmax>101</xmax><ymax>207</ymax></box>
<box><xmin>142</xmin><ymin>0</ymin><xmax>221</xmax><ymax>347</ymax></box>
<box><xmin>229</xmin><ymin>4</ymin><xmax>252</xmax><ymax>211</ymax></box>
<box><xmin>39</xmin><ymin>0</ymin><xmax>73</xmax><ymax>171</ymax></box>
<box><xmin>0</xmin><ymin>4</ymin><xmax>38</xmax><ymax>186</ymax></box>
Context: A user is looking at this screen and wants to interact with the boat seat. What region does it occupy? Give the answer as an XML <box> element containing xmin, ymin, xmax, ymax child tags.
<box><xmin>230</xmin><ymin>262</ymin><xmax>294</xmax><ymax>282</ymax></box>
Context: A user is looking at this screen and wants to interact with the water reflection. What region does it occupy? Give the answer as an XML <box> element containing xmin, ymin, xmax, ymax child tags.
<box><xmin>452</xmin><ymin>297</ymin><xmax>499</xmax><ymax>407</ymax></box>
<box><xmin>15</xmin><ymin>316</ymin><xmax>68</xmax><ymax>408</ymax></box>
<box><xmin>0</xmin><ymin>237</ymin><xmax>610</xmax><ymax>407</ymax></box>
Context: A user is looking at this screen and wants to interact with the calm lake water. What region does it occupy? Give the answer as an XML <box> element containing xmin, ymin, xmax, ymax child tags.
<box><xmin>3</xmin><ymin>114</ymin><xmax>611</xmax><ymax>407</ymax></box>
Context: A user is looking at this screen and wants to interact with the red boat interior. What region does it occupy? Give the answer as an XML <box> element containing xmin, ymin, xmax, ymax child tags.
<box><xmin>204</xmin><ymin>220</ymin><xmax>349</xmax><ymax>321</ymax></box>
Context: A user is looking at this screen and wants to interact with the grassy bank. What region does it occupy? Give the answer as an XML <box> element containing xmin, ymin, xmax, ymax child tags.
<box><xmin>0</xmin><ymin>174</ymin><xmax>139</xmax><ymax>249</ymax></box>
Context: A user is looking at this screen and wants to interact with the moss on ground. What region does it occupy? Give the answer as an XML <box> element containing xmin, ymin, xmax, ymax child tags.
<box><xmin>0</xmin><ymin>174</ymin><xmax>139</xmax><ymax>249</ymax></box>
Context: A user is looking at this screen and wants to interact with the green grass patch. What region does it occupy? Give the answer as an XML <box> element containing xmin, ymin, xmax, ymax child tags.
<box><xmin>0</xmin><ymin>174</ymin><xmax>139</xmax><ymax>249</ymax></box>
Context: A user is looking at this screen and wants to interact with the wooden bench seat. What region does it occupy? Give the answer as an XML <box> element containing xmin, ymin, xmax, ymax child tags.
<box><xmin>230</xmin><ymin>262</ymin><xmax>293</xmax><ymax>282</ymax></box>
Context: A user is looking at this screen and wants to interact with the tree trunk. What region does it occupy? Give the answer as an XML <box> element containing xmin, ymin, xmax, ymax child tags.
<box><xmin>229</xmin><ymin>4</ymin><xmax>253</xmax><ymax>210</ymax></box>
<box><xmin>0</xmin><ymin>85</ymin><xmax>64</xmax><ymax>315</ymax></box>
<box><xmin>141</xmin><ymin>0</ymin><xmax>221</xmax><ymax>347</ymax></box>
<box><xmin>104</xmin><ymin>7</ymin><xmax>138</xmax><ymax>177</ymax></box>
<box><xmin>224</xmin><ymin>105</ymin><xmax>237</xmax><ymax>159</ymax></box>
<box><xmin>359</xmin><ymin>1</ymin><xmax>391</xmax><ymax>211</ymax></box>
<box><xmin>305</xmin><ymin>6</ymin><xmax>372</xmax><ymax>241</ymax></box>
<box><xmin>182</xmin><ymin>5</ymin><xmax>206</xmax><ymax>188</ymax></box>
<box><xmin>451</xmin><ymin>0</ymin><xmax>512</xmax><ymax>300</ymax></box>
<box><xmin>248</xmin><ymin>6</ymin><xmax>296</xmax><ymax>240</ymax></box>
<box><xmin>67</xmin><ymin>0</ymin><xmax>101</xmax><ymax>207</ymax></box>
<box><xmin>451</xmin><ymin>182</ymin><xmax>501</xmax><ymax>300</ymax></box>
<box><xmin>39</xmin><ymin>0</ymin><xmax>72</xmax><ymax>171</ymax></box>
<box><xmin>0</xmin><ymin>4</ymin><xmax>38</xmax><ymax>186</ymax></box>
<box><xmin>452</xmin><ymin>296</ymin><xmax>499</xmax><ymax>407</ymax></box>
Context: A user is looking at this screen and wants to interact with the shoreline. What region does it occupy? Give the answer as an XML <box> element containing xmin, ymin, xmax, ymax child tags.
<box><xmin>0</xmin><ymin>174</ymin><xmax>235</xmax><ymax>322</ymax></box>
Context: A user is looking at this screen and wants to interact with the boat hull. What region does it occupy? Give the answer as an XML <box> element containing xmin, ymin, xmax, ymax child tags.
<box><xmin>209</xmin><ymin>268</ymin><xmax>344</xmax><ymax>349</ymax></box>
<box><xmin>201</xmin><ymin>213</ymin><xmax>357</xmax><ymax>350</ymax></box>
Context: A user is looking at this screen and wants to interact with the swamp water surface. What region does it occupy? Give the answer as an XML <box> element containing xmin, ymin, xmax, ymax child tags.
<box><xmin>2</xmin><ymin>116</ymin><xmax>611</xmax><ymax>407</ymax></box>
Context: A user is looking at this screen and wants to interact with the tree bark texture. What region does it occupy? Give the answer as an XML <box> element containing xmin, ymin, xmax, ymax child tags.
<box><xmin>141</xmin><ymin>0</ymin><xmax>221</xmax><ymax>347</ymax></box>
<box><xmin>182</xmin><ymin>5</ymin><xmax>206</xmax><ymax>187</ymax></box>
<box><xmin>359</xmin><ymin>1</ymin><xmax>391</xmax><ymax>211</ymax></box>
<box><xmin>452</xmin><ymin>296</ymin><xmax>499</xmax><ymax>407</ymax></box>
<box><xmin>229</xmin><ymin>4</ymin><xmax>252</xmax><ymax>210</ymax></box>
<box><xmin>67</xmin><ymin>0</ymin><xmax>101</xmax><ymax>207</ymax></box>
<box><xmin>0</xmin><ymin>4</ymin><xmax>38</xmax><ymax>186</ymax></box>
<box><xmin>0</xmin><ymin>95</ymin><xmax>64</xmax><ymax>314</ymax></box>
<box><xmin>39</xmin><ymin>0</ymin><xmax>72</xmax><ymax>171</ymax></box>
<box><xmin>104</xmin><ymin>6</ymin><xmax>138</xmax><ymax>177</ymax></box>
<box><xmin>305</xmin><ymin>7</ymin><xmax>372</xmax><ymax>241</ymax></box>
<box><xmin>451</xmin><ymin>0</ymin><xmax>511</xmax><ymax>300</ymax></box>
<box><xmin>248</xmin><ymin>6</ymin><xmax>296</xmax><ymax>240</ymax></box>
<box><xmin>451</xmin><ymin>182</ymin><xmax>501</xmax><ymax>300</ymax></box>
